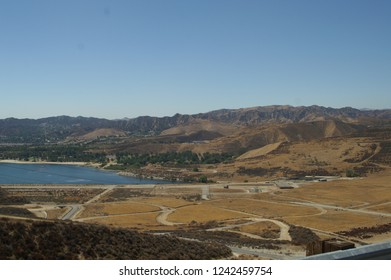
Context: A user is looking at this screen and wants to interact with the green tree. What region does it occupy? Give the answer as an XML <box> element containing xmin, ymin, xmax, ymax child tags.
<box><xmin>198</xmin><ymin>175</ymin><xmax>208</xmax><ymax>183</ymax></box>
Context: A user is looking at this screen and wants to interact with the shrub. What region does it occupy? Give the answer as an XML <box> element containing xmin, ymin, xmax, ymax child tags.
<box><xmin>198</xmin><ymin>175</ymin><xmax>208</xmax><ymax>183</ymax></box>
<box><xmin>346</xmin><ymin>169</ymin><xmax>360</xmax><ymax>177</ymax></box>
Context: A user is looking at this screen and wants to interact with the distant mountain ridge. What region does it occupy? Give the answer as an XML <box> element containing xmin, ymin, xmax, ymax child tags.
<box><xmin>195</xmin><ymin>105</ymin><xmax>391</xmax><ymax>124</ymax></box>
<box><xmin>0</xmin><ymin>105</ymin><xmax>390</xmax><ymax>143</ymax></box>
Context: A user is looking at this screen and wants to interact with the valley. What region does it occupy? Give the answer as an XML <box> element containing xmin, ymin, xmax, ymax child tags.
<box><xmin>1</xmin><ymin>105</ymin><xmax>391</xmax><ymax>259</ymax></box>
<box><xmin>1</xmin><ymin>167</ymin><xmax>391</xmax><ymax>259</ymax></box>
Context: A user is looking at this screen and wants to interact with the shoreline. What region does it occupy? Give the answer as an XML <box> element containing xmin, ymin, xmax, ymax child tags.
<box><xmin>0</xmin><ymin>159</ymin><xmax>100</xmax><ymax>167</ymax></box>
<box><xmin>0</xmin><ymin>160</ymin><xmax>175</xmax><ymax>182</ymax></box>
<box><xmin>0</xmin><ymin>160</ymin><xmax>236</xmax><ymax>183</ymax></box>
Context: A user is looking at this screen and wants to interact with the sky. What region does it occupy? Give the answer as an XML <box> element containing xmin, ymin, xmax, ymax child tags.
<box><xmin>0</xmin><ymin>0</ymin><xmax>390</xmax><ymax>119</ymax></box>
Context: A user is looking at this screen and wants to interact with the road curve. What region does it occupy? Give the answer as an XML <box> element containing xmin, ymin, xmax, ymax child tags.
<box><xmin>155</xmin><ymin>206</ymin><xmax>183</xmax><ymax>226</ymax></box>
<box><xmin>207</xmin><ymin>218</ymin><xmax>292</xmax><ymax>241</ymax></box>
<box><xmin>61</xmin><ymin>205</ymin><xmax>82</xmax><ymax>220</ymax></box>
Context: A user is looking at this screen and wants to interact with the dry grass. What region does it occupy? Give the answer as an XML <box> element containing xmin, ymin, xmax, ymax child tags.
<box><xmin>78</xmin><ymin>202</ymin><xmax>160</xmax><ymax>218</ymax></box>
<box><xmin>140</xmin><ymin>197</ymin><xmax>195</xmax><ymax>208</ymax></box>
<box><xmin>83</xmin><ymin>212</ymin><xmax>161</xmax><ymax>229</ymax></box>
<box><xmin>168</xmin><ymin>204</ymin><xmax>250</xmax><ymax>223</ymax></box>
<box><xmin>365</xmin><ymin>203</ymin><xmax>391</xmax><ymax>214</ymax></box>
<box><xmin>211</xmin><ymin>198</ymin><xmax>320</xmax><ymax>218</ymax></box>
<box><xmin>217</xmin><ymin>137</ymin><xmax>379</xmax><ymax>179</ymax></box>
<box><xmin>285</xmin><ymin>210</ymin><xmax>391</xmax><ymax>232</ymax></box>
<box><xmin>46</xmin><ymin>208</ymin><xmax>68</xmax><ymax>219</ymax></box>
<box><xmin>238</xmin><ymin>142</ymin><xmax>282</xmax><ymax>160</ymax></box>
<box><xmin>284</xmin><ymin>138</ymin><xmax>374</xmax><ymax>168</ymax></box>
<box><xmin>153</xmin><ymin>187</ymin><xmax>204</xmax><ymax>196</ymax></box>
<box><xmin>161</xmin><ymin>119</ymin><xmax>239</xmax><ymax>137</ymax></box>
<box><xmin>211</xmin><ymin>188</ymin><xmax>246</xmax><ymax>193</ymax></box>
<box><xmin>5</xmin><ymin>158</ymin><xmax>391</xmax><ymax>250</ymax></box>
<box><xmin>279</xmin><ymin>170</ymin><xmax>391</xmax><ymax>208</ymax></box>
<box><xmin>72</xmin><ymin>169</ymin><xmax>391</xmax><ymax>244</ymax></box>
<box><xmin>238</xmin><ymin>221</ymin><xmax>280</xmax><ymax>238</ymax></box>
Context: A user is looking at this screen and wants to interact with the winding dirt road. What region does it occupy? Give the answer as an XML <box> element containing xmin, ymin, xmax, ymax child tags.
<box><xmin>155</xmin><ymin>206</ymin><xmax>184</xmax><ymax>226</ymax></box>
<box><xmin>207</xmin><ymin>217</ymin><xmax>292</xmax><ymax>241</ymax></box>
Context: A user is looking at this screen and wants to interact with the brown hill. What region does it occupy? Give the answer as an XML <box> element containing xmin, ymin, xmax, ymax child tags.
<box><xmin>237</xmin><ymin>142</ymin><xmax>283</xmax><ymax>160</ymax></box>
<box><xmin>100</xmin><ymin>119</ymin><xmax>361</xmax><ymax>156</ymax></box>
<box><xmin>214</xmin><ymin>135</ymin><xmax>384</xmax><ymax>180</ymax></box>
<box><xmin>161</xmin><ymin>119</ymin><xmax>241</xmax><ymax>137</ymax></box>
<box><xmin>65</xmin><ymin>128</ymin><xmax>127</xmax><ymax>142</ymax></box>
<box><xmin>175</xmin><ymin>120</ymin><xmax>360</xmax><ymax>154</ymax></box>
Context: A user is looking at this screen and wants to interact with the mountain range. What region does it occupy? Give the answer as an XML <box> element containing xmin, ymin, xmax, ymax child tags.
<box><xmin>1</xmin><ymin>105</ymin><xmax>390</xmax><ymax>144</ymax></box>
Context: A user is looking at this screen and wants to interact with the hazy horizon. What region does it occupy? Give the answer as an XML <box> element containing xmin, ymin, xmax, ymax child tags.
<box><xmin>1</xmin><ymin>0</ymin><xmax>390</xmax><ymax>119</ymax></box>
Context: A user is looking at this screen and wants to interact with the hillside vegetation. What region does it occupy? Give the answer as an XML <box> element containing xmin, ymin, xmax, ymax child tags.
<box><xmin>0</xmin><ymin>218</ymin><xmax>231</xmax><ymax>260</ymax></box>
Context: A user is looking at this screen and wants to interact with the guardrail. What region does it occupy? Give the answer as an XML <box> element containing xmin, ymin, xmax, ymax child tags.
<box><xmin>304</xmin><ymin>241</ymin><xmax>391</xmax><ymax>260</ymax></box>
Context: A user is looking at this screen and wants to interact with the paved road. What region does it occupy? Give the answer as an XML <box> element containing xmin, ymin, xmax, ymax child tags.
<box><xmin>61</xmin><ymin>205</ymin><xmax>82</xmax><ymax>220</ymax></box>
<box><xmin>85</xmin><ymin>186</ymin><xmax>115</xmax><ymax>204</ymax></box>
<box><xmin>61</xmin><ymin>185</ymin><xmax>116</xmax><ymax>220</ymax></box>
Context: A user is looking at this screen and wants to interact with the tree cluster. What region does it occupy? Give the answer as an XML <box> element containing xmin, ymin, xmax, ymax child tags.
<box><xmin>116</xmin><ymin>151</ymin><xmax>234</xmax><ymax>168</ymax></box>
<box><xmin>0</xmin><ymin>145</ymin><xmax>107</xmax><ymax>164</ymax></box>
<box><xmin>174</xmin><ymin>230</ymin><xmax>283</xmax><ymax>250</ymax></box>
<box><xmin>0</xmin><ymin>188</ymin><xmax>30</xmax><ymax>205</ymax></box>
<box><xmin>288</xmin><ymin>225</ymin><xmax>320</xmax><ymax>245</ymax></box>
<box><xmin>0</xmin><ymin>207</ymin><xmax>35</xmax><ymax>218</ymax></box>
<box><xmin>338</xmin><ymin>223</ymin><xmax>391</xmax><ymax>239</ymax></box>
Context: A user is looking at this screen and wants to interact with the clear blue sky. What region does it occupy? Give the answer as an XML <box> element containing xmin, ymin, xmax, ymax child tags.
<box><xmin>0</xmin><ymin>0</ymin><xmax>390</xmax><ymax>119</ymax></box>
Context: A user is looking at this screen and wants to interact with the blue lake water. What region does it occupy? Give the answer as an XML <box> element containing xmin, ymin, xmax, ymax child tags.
<box><xmin>0</xmin><ymin>163</ymin><xmax>166</xmax><ymax>185</ymax></box>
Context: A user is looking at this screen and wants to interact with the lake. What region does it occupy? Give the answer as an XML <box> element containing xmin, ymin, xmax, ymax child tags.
<box><xmin>0</xmin><ymin>163</ymin><xmax>166</xmax><ymax>185</ymax></box>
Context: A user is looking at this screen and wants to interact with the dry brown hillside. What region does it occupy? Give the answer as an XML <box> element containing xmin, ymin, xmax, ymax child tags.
<box><xmin>174</xmin><ymin>120</ymin><xmax>360</xmax><ymax>154</ymax></box>
<box><xmin>161</xmin><ymin>119</ymin><xmax>242</xmax><ymax>137</ymax></box>
<box><xmin>65</xmin><ymin>128</ymin><xmax>127</xmax><ymax>142</ymax></box>
<box><xmin>213</xmin><ymin>136</ymin><xmax>383</xmax><ymax>180</ymax></box>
